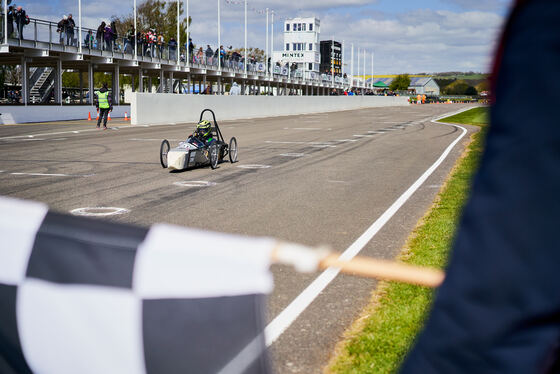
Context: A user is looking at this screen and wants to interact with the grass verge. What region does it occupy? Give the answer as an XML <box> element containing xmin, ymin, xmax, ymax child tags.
<box><xmin>325</xmin><ymin>107</ymin><xmax>489</xmax><ymax>374</ymax></box>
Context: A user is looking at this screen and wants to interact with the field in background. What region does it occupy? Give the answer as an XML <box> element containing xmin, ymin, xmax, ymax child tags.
<box><xmin>326</xmin><ymin>107</ymin><xmax>489</xmax><ymax>373</ymax></box>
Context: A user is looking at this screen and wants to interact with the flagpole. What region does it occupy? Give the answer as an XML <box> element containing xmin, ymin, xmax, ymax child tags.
<box><xmin>371</xmin><ymin>52</ymin><xmax>374</xmax><ymax>89</ymax></box>
<box><xmin>265</xmin><ymin>8</ymin><xmax>269</xmax><ymax>78</ymax></box>
<box><xmin>331</xmin><ymin>36</ymin><xmax>334</xmax><ymax>87</ymax></box>
<box><xmin>350</xmin><ymin>43</ymin><xmax>354</xmax><ymax>89</ymax></box>
<box><xmin>218</xmin><ymin>0</ymin><xmax>221</xmax><ymax>72</ymax></box>
<box><xmin>244</xmin><ymin>0</ymin><xmax>247</xmax><ymax>77</ymax></box>
<box><xmin>363</xmin><ymin>49</ymin><xmax>366</xmax><ymax>92</ymax></box>
<box><xmin>271</xmin><ymin>10</ymin><xmax>274</xmax><ymax>77</ymax></box>
<box><xmin>134</xmin><ymin>0</ymin><xmax>137</xmax><ymax>60</ymax></box>
<box><xmin>3</xmin><ymin>0</ymin><xmax>7</xmax><ymax>44</ymax></box>
<box><xmin>78</xmin><ymin>0</ymin><xmax>82</xmax><ymax>53</ymax></box>
<box><xmin>186</xmin><ymin>0</ymin><xmax>189</xmax><ymax>67</ymax></box>
<box><xmin>176</xmin><ymin>0</ymin><xmax>180</xmax><ymax>65</ymax></box>
<box><xmin>357</xmin><ymin>47</ymin><xmax>360</xmax><ymax>90</ymax></box>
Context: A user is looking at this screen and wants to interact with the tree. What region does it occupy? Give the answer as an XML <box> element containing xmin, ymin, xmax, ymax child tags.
<box><xmin>390</xmin><ymin>74</ymin><xmax>411</xmax><ymax>91</ymax></box>
<box><xmin>112</xmin><ymin>0</ymin><xmax>191</xmax><ymax>45</ymax></box>
<box><xmin>465</xmin><ymin>86</ymin><xmax>478</xmax><ymax>96</ymax></box>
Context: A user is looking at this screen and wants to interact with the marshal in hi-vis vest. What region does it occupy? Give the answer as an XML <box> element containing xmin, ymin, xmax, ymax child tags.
<box><xmin>96</xmin><ymin>91</ymin><xmax>110</xmax><ymax>109</ymax></box>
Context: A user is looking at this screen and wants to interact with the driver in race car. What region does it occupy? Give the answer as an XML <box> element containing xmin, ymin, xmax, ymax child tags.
<box><xmin>187</xmin><ymin>120</ymin><xmax>215</xmax><ymax>147</ymax></box>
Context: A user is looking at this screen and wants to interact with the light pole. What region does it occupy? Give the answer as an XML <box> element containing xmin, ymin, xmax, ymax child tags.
<box><xmin>271</xmin><ymin>10</ymin><xmax>274</xmax><ymax>77</ymax></box>
<box><xmin>3</xmin><ymin>0</ymin><xmax>7</xmax><ymax>44</ymax></box>
<box><xmin>363</xmin><ymin>49</ymin><xmax>366</xmax><ymax>92</ymax></box>
<box><xmin>265</xmin><ymin>8</ymin><xmax>269</xmax><ymax>78</ymax></box>
<box><xmin>134</xmin><ymin>0</ymin><xmax>137</xmax><ymax>60</ymax></box>
<box><xmin>244</xmin><ymin>0</ymin><xmax>247</xmax><ymax>77</ymax></box>
<box><xmin>371</xmin><ymin>52</ymin><xmax>374</xmax><ymax>89</ymax></box>
<box><xmin>78</xmin><ymin>0</ymin><xmax>82</xmax><ymax>53</ymax></box>
<box><xmin>351</xmin><ymin>43</ymin><xmax>354</xmax><ymax>89</ymax></box>
<box><xmin>186</xmin><ymin>0</ymin><xmax>189</xmax><ymax>66</ymax></box>
<box><xmin>218</xmin><ymin>0</ymin><xmax>221</xmax><ymax>72</ymax></box>
<box><xmin>176</xmin><ymin>0</ymin><xmax>180</xmax><ymax>65</ymax></box>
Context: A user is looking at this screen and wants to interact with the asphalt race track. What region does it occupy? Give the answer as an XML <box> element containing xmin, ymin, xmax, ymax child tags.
<box><xmin>0</xmin><ymin>104</ymin><xmax>478</xmax><ymax>373</ymax></box>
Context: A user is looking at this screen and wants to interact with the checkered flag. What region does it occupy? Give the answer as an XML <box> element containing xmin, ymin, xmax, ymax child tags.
<box><xmin>0</xmin><ymin>196</ymin><xmax>273</xmax><ymax>374</ymax></box>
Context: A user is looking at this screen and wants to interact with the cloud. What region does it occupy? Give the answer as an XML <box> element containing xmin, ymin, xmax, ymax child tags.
<box><xmin>19</xmin><ymin>0</ymin><xmax>508</xmax><ymax>74</ymax></box>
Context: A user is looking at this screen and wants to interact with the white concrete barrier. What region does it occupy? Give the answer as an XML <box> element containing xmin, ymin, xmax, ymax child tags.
<box><xmin>130</xmin><ymin>94</ymin><xmax>409</xmax><ymax>126</ymax></box>
<box><xmin>0</xmin><ymin>105</ymin><xmax>131</xmax><ymax>125</ymax></box>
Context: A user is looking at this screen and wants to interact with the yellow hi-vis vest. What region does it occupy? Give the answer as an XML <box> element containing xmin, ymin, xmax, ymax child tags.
<box><xmin>96</xmin><ymin>91</ymin><xmax>110</xmax><ymax>109</ymax></box>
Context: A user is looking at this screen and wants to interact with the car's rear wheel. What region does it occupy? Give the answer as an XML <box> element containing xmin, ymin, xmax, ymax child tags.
<box><xmin>228</xmin><ymin>137</ymin><xmax>238</xmax><ymax>163</ymax></box>
<box><xmin>160</xmin><ymin>139</ymin><xmax>170</xmax><ymax>168</ymax></box>
<box><xmin>209</xmin><ymin>143</ymin><xmax>219</xmax><ymax>169</ymax></box>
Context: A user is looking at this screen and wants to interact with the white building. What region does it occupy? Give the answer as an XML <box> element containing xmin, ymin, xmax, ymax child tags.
<box><xmin>272</xmin><ymin>17</ymin><xmax>321</xmax><ymax>78</ymax></box>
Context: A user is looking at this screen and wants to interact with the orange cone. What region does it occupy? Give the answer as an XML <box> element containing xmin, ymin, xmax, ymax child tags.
<box><xmin>96</xmin><ymin>109</ymin><xmax>99</xmax><ymax>120</ymax></box>
<box><xmin>124</xmin><ymin>112</ymin><xmax>129</xmax><ymax>121</ymax></box>
<box><xmin>87</xmin><ymin>112</ymin><xmax>92</xmax><ymax>121</ymax></box>
<box><xmin>108</xmin><ymin>112</ymin><xmax>112</xmax><ymax>121</ymax></box>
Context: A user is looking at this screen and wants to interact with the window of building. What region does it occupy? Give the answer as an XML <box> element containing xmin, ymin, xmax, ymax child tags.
<box><xmin>302</xmin><ymin>23</ymin><xmax>306</xmax><ymax>31</ymax></box>
<box><xmin>286</xmin><ymin>24</ymin><xmax>290</xmax><ymax>31</ymax></box>
<box><xmin>309</xmin><ymin>23</ymin><xmax>313</xmax><ymax>31</ymax></box>
<box><xmin>309</xmin><ymin>43</ymin><xmax>313</xmax><ymax>51</ymax></box>
<box><xmin>293</xmin><ymin>23</ymin><xmax>296</xmax><ymax>31</ymax></box>
<box><xmin>309</xmin><ymin>63</ymin><xmax>313</xmax><ymax>70</ymax></box>
<box><xmin>286</xmin><ymin>43</ymin><xmax>289</xmax><ymax>51</ymax></box>
<box><xmin>297</xmin><ymin>23</ymin><xmax>302</xmax><ymax>31</ymax></box>
<box><xmin>293</xmin><ymin>43</ymin><xmax>297</xmax><ymax>51</ymax></box>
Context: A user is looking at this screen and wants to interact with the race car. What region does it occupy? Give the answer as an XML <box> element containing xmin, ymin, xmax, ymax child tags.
<box><xmin>159</xmin><ymin>109</ymin><xmax>238</xmax><ymax>171</ymax></box>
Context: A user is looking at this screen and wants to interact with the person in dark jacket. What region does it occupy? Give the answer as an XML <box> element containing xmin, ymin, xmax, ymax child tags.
<box><xmin>57</xmin><ymin>15</ymin><xmax>68</xmax><ymax>45</ymax></box>
<box><xmin>66</xmin><ymin>14</ymin><xmax>76</xmax><ymax>46</ymax></box>
<box><xmin>7</xmin><ymin>6</ymin><xmax>14</xmax><ymax>38</ymax></box>
<box><xmin>94</xmin><ymin>83</ymin><xmax>113</xmax><ymax>129</ymax></box>
<box><xmin>400</xmin><ymin>0</ymin><xmax>560</xmax><ymax>373</ymax></box>
<box><xmin>96</xmin><ymin>22</ymin><xmax>106</xmax><ymax>50</ymax></box>
<box><xmin>14</xmin><ymin>6</ymin><xmax>26</xmax><ymax>40</ymax></box>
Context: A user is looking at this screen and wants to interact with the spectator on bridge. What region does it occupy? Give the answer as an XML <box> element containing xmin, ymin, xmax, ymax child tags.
<box><xmin>124</xmin><ymin>24</ymin><xmax>135</xmax><ymax>53</ymax></box>
<box><xmin>84</xmin><ymin>30</ymin><xmax>94</xmax><ymax>48</ymax></box>
<box><xmin>57</xmin><ymin>16</ymin><xmax>67</xmax><ymax>44</ymax></box>
<box><xmin>205</xmin><ymin>45</ymin><xmax>213</xmax><ymax>63</ymax></box>
<box><xmin>96</xmin><ymin>21</ymin><xmax>106</xmax><ymax>50</ymax></box>
<box><xmin>157</xmin><ymin>33</ymin><xmax>164</xmax><ymax>58</ymax></box>
<box><xmin>7</xmin><ymin>6</ymin><xmax>14</xmax><ymax>38</ymax></box>
<box><xmin>196</xmin><ymin>47</ymin><xmax>203</xmax><ymax>63</ymax></box>
<box><xmin>66</xmin><ymin>14</ymin><xmax>76</xmax><ymax>46</ymax></box>
<box><xmin>104</xmin><ymin>24</ymin><xmax>114</xmax><ymax>51</ymax></box>
<box><xmin>188</xmin><ymin>38</ymin><xmax>194</xmax><ymax>61</ymax></box>
<box><xmin>94</xmin><ymin>82</ymin><xmax>112</xmax><ymax>130</ymax></box>
<box><xmin>169</xmin><ymin>37</ymin><xmax>177</xmax><ymax>60</ymax></box>
<box><xmin>15</xmin><ymin>6</ymin><xmax>27</xmax><ymax>40</ymax></box>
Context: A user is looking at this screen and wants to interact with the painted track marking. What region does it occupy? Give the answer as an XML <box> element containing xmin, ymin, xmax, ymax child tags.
<box><xmin>70</xmin><ymin>207</ymin><xmax>129</xmax><ymax>216</ymax></box>
<box><xmin>263</xmin><ymin>109</ymin><xmax>471</xmax><ymax>347</ymax></box>
<box><xmin>173</xmin><ymin>181</ymin><xmax>217</xmax><ymax>187</ymax></box>
<box><xmin>7</xmin><ymin>172</ymin><xmax>94</xmax><ymax>177</ymax></box>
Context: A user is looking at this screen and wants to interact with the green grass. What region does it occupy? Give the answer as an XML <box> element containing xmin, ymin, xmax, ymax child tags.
<box><xmin>441</xmin><ymin>106</ymin><xmax>489</xmax><ymax>126</ymax></box>
<box><xmin>326</xmin><ymin>108</ymin><xmax>489</xmax><ymax>374</ymax></box>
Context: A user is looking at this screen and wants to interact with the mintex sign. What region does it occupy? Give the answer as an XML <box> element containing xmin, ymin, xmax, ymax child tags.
<box><xmin>282</xmin><ymin>52</ymin><xmax>305</xmax><ymax>61</ymax></box>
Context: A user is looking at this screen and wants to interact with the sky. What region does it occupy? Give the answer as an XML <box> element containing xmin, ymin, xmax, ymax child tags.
<box><xmin>16</xmin><ymin>0</ymin><xmax>514</xmax><ymax>74</ymax></box>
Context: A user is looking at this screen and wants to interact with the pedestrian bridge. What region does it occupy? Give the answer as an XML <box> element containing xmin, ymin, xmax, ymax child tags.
<box><xmin>0</xmin><ymin>16</ymin><xmax>354</xmax><ymax>108</ymax></box>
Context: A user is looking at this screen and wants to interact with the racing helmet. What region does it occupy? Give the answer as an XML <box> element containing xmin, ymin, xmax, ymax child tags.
<box><xmin>196</xmin><ymin>120</ymin><xmax>212</xmax><ymax>138</ymax></box>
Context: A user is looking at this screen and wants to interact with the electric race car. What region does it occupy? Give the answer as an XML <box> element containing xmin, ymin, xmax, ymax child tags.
<box><xmin>159</xmin><ymin>109</ymin><xmax>238</xmax><ymax>171</ymax></box>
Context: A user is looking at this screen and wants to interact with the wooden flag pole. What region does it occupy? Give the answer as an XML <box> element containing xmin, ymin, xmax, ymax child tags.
<box><xmin>318</xmin><ymin>253</ymin><xmax>444</xmax><ymax>288</ymax></box>
<box><xmin>272</xmin><ymin>243</ymin><xmax>445</xmax><ymax>288</ymax></box>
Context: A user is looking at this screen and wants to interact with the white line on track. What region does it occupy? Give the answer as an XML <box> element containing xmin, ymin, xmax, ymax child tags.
<box><xmin>263</xmin><ymin>108</ymin><xmax>471</xmax><ymax>348</ymax></box>
<box><xmin>6</xmin><ymin>172</ymin><xmax>94</xmax><ymax>177</ymax></box>
<box><xmin>353</xmin><ymin>134</ymin><xmax>374</xmax><ymax>138</ymax></box>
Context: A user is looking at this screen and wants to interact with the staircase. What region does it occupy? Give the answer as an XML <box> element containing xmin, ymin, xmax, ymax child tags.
<box><xmin>29</xmin><ymin>68</ymin><xmax>55</xmax><ymax>104</ymax></box>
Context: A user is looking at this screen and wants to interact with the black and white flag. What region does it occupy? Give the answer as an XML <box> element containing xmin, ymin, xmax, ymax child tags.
<box><xmin>0</xmin><ymin>196</ymin><xmax>274</xmax><ymax>374</ymax></box>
